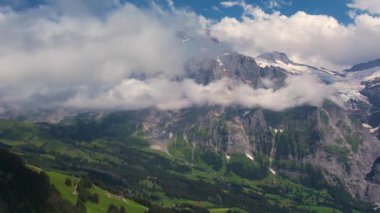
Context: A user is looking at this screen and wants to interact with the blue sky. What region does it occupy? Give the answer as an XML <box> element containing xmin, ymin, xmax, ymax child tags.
<box><xmin>1</xmin><ymin>0</ymin><xmax>379</xmax><ymax>67</ymax></box>
<box><xmin>168</xmin><ymin>0</ymin><xmax>354</xmax><ymax>24</ymax></box>
<box><xmin>0</xmin><ymin>0</ymin><xmax>378</xmax><ymax>67</ymax></box>
<box><xmin>0</xmin><ymin>0</ymin><xmax>363</xmax><ymax>24</ymax></box>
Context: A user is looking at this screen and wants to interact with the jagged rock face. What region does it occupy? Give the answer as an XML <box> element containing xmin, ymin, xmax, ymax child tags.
<box><xmin>134</xmin><ymin>51</ymin><xmax>380</xmax><ymax>202</ymax></box>
<box><xmin>257</xmin><ymin>51</ymin><xmax>292</xmax><ymax>64</ymax></box>
<box><xmin>183</xmin><ymin>108</ymin><xmax>274</xmax><ymax>155</ymax></box>
<box><xmin>345</xmin><ymin>58</ymin><xmax>380</xmax><ymax>72</ymax></box>
<box><xmin>367</xmin><ymin>157</ymin><xmax>380</xmax><ymax>185</ymax></box>
<box><xmin>136</xmin><ymin>103</ymin><xmax>380</xmax><ymax>202</ymax></box>
<box><xmin>83</xmin><ymin>53</ymin><xmax>380</xmax><ymax>203</ymax></box>
<box><xmin>361</xmin><ymin>77</ymin><xmax>380</xmax><ymax>139</ymax></box>
<box><xmin>185</xmin><ymin>52</ymin><xmax>287</xmax><ymax>89</ymax></box>
<box><xmin>311</xmin><ymin>104</ymin><xmax>380</xmax><ymax>202</ymax></box>
<box><xmin>2</xmin><ymin>51</ymin><xmax>379</xmax><ymax>203</ymax></box>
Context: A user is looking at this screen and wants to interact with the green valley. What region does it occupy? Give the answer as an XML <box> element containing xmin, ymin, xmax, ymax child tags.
<box><xmin>0</xmin><ymin>114</ymin><xmax>377</xmax><ymax>212</ymax></box>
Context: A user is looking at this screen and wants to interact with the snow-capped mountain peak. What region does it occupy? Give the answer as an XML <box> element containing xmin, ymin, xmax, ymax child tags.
<box><xmin>257</xmin><ymin>51</ymin><xmax>292</xmax><ymax>64</ymax></box>
<box><xmin>254</xmin><ymin>51</ymin><xmax>339</xmax><ymax>79</ymax></box>
<box><xmin>344</xmin><ymin>58</ymin><xmax>380</xmax><ymax>72</ymax></box>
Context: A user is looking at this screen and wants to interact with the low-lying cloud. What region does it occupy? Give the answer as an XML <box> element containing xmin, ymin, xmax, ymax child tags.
<box><xmin>65</xmin><ymin>75</ymin><xmax>339</xmax><ymax>111</ymax></box>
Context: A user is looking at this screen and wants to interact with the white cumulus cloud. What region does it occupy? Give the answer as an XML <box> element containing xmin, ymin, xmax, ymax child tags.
<box><xmin>210</xmin><ymin>2</ymin><xmax>380</xmax><ymax>69</ymax></box>
<box><xmin>0</xmin><ymin>2</ymin><xmax>205</xmax><ymax>109</ymax></box>
<box><xmin>348</xmin><ymin>0</ymin><xmax>380</xmax><ymax>15</ymax></box>
<box><xmin>0</xmin><ymin>1</ymin><xmax>350</xmax><ymax>112</ymax></box>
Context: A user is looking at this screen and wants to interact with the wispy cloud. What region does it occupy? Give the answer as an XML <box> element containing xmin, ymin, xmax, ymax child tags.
<box><xmin>347</xmin><ymin>0</ymin><xmax>380</xmax><ymax>15</ymax></box>
<box><xmin>220</xmin><ymin>1</ymin><xmax>242</xmax><ymax>8</ymax></box>
<box><xmin>263</xmin><ymin>0</ymin><xmax>292</xmax><ymax>9</ymax></box>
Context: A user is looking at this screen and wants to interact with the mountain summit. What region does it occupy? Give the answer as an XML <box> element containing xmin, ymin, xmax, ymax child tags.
<box><xmin>257</xmin><ymin>51</ymin><xmax>292</xmax><ymax>64</ymax></box>
<box><xmin>344</xmin><ymin>58</ymin><xmax>380</xmax><ymax>72</ymax></box>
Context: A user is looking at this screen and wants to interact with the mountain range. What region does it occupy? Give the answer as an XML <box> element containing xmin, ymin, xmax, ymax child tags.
<box><xmin>1</xmin><ymin>47</ymin><xmax>380</xmax><ymax>212</ymax></box>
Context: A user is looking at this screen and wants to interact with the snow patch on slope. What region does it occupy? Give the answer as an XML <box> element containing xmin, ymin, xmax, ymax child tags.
<box><xmin>270</xmin><ymin>126</ymin><xmax>284</xmax><ymax>134</ymax></box>
<box><xmin>362</xmin><ymin>123</ymin><xmax>372</xmax><ymax>128</ymax></box>
<box><xmin>226</xmin><ymin>154</ymin><xmax>231</xmax><ymax>161</ymax></box>
<box><xmin>245</xmin><ymin>153</ymin><xmax>254</xmax><ymax>161</ymax></box>
<box><xmin>333</xmin><ymin>67</ymin><xmax>380</xmax><ymax>104</ymax></box>
<box><xmin>364</xmin><ymin>69</ymin><xmax>380</xmax><ymax>81</ymax></box>
<box><xmin>269</xmin><ymin>168</ymin><xmax>277</xmax><ymax>175</ymax></box>
<box><xmin>371</xmin><ymin>126</ymin><xmax>379</xmax><ymax>134</ymax></box>
<box><xmin>333</xmin><ymin>80</ymin><xmax>367</xmax><ymax>103</ymax></box>
<box><xmin>255</xmin><ymin>57</ymin><xmax>309</xmax><ymax>74</ymax></box>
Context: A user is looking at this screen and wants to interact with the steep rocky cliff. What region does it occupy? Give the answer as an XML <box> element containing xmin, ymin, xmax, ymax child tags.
<box><xmin>136</xmin><ymin>52</ymin><xmax>380</xmax><ymax>203</ymax></box>
<box><xmin>2</xmin><ymin>51</ymin><xmax>380</xmax><ymax>204</ymax></box>
<box><xmin>136</xmin><ymin>102</ymin><xmax>380</xmax><ymax>202</ymax></box>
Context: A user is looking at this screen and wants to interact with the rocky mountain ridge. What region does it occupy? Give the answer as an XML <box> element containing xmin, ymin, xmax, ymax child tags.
<box><xmin>126</xmin><ymin>52</ymin><xmax>380</xmax><ymax>203</ymax></box>
<box><xmin>345</xmin><ymin>58</ymin><xmax>380</xmax><ymax>72</ymax></box>
<box><xmin>1</xmin><ymin>50</ymin><xmax>380</xmax><ymax>204</ymax></box>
